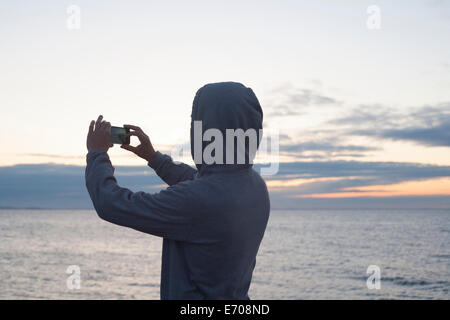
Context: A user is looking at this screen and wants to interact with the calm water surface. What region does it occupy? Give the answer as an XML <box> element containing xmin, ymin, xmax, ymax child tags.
<box><xmin>0</xmin><ymin>209</ymin><xmax>449</xmax><ymax>299</ymax></box>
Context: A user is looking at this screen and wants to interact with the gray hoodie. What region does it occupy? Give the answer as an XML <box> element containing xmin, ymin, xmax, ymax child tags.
<box><xmin>85</xmin><ymin>82</ymin><xmax>270</xmax><ymax>299</ymax></box>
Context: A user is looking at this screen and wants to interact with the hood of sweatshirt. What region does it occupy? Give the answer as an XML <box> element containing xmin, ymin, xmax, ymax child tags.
<box><xmin>190</xmin><ymin>82</ymin><xmax>263</xmax><ymax>174</ymax></box>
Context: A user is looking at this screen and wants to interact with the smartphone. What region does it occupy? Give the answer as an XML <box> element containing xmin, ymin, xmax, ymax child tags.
<box><xmin>110</xmin><ymin>126</ymin><xmax>130</xmax><ymax>145</ymax></box>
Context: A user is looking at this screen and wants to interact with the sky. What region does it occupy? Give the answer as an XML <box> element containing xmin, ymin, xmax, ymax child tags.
<box><xmin>1</xmin><ymin>0</ymin><xmax>450</xmax><ymax>208</ymax></box>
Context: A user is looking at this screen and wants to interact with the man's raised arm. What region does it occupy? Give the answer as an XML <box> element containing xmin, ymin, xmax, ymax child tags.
<box><xmin>147</xmin><ymin>151</ymin><xmax>197</xmax><ymax>186</ymax></box>
<box><xmin>84</xmin><ymin>117</ymin><xmax>196</xmax><ymax>239</ymax></box>
<box><xmin>121</xmin><ymin>124</ymin><xmax>197</xmax><ymax>186</ymax></box>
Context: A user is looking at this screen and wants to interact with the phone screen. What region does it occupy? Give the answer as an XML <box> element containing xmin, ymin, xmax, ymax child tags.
<box><xmin>110</xmin><ymin>126</ymin><xmax>130</xmax><ymax>145</ymax></box>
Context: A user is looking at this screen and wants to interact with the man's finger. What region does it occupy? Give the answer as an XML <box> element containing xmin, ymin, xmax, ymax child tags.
<box><xmin>88</xmin><ymin>120</ymin><xmax>95</xmax><ymax>135</ymax></box>
<box><xmin>95</xmin><ymin>115</ymin><xmax>103</xmax><ymax>130</ymax></box>
<box><xmin>97</xmin><ymin>119</ymin><xmax>110</xmax><ymax>131</ymax></box>
<box><xmin>123</xmin><ymin>124</ymin><xmax>142</xmax><ymax>132</ymax></box>
<box><xmin>121</xmin><ymin>144</ymin><xmax>137</xmax><ymax>153</ymax></box>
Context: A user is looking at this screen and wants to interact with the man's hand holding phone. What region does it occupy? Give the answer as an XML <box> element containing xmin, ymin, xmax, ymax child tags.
<box><xmin>120</xmin><ymin>124</ymin><xmax>156</xmax><ymax>163</ymax></box>
<box><xmin>86</xmin><ymin>115</ymin><xmax>113</xmax><ymax>152</ymax></box>
<box><xmin>87</xmin><ymin>116</ymin><xmax>155</xmax><ymax>162</ymax></box>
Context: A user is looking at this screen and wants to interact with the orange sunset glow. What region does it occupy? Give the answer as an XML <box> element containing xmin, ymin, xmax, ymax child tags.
<box><xmin>295</xmin><ymin>177</ymin><xmax>450</xmax><ymax>198</ymax></box>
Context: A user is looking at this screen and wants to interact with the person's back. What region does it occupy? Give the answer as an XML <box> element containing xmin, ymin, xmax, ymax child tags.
<box><xmin>160</xmin><ymin>168</ymin><xmax>269</xmax><ymax>299</ymax></box>
<box><xmin>85</xmin><ymin>82</ymin><xmax>270</xmax><ymax>299</ymax></box>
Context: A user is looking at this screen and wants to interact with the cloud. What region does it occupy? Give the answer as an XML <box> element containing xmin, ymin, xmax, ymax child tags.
<box><xmin>257</xmin><ymin>160</ymin><xmax>450</xmax><ymax>208</ymax></box>
<box><xmin>353</xmin><ymin>120</ymin><xmax>450</xmax><ymax>147</ymax></box>
<box><xmin>329</xmin><ymin>104</ymin><xmax>401</xmax><ymax>127</ymax></box>
<box><xmin>258</xmin><ymin>160</ymin><xmax>450</xmax><ymax>182</ymax></box>
<box><xmin>288</xmin><ymin>89</ymin><xmax>339</xmax><ymax>106</ymax></box>
<box><xmin>277</xmin><ymin>137</ymin><xmax>379</xmax><ymax>159</ymax></box>
<box><xmin>17</xmin><ymin>152</ymin><xmax>135</xmax><ymax>159</ymax></box>
<box><xmin>266</xmin><ymin>86</ymin><xmax>341</xmax><ymax>117</ymax></box>
<box><xmin>267</xmin><ymin>104</ymin><xmax>305</xmax><ymax>117</ymax></box>
<box><xmin>264</xmin><ymin>87</ymin><xmax>449</xmax><ymax>163</ymax></box>
<box><xmin>19</xmin><ymin>153</ymin><xmax>85</xmax><ymax>159</ymax></box>
<box><xmin>281</xmin><ymin>141</ymin><xmax>377</xmax><ymax>153</ymax></box>
<box><xmin>0</xmin><ymin>164</ymin><xmax>162</xmax><ymax>209</ymax></box>
<box><xmin>332</xmin><ymin>103</ymin><xmax>450</xmax><ymax>147</ymax></box>
<box><xmin>1</xmin><ymin>160</ymin><xmax>450</xmax><ymax>209</ymax></box>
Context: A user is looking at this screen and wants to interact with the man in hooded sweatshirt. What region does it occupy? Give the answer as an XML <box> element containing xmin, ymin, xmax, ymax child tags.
<box><xmin>85</xmin><ymin>82</ymin><xmax>270</xmax><ymax>300</ymax></box>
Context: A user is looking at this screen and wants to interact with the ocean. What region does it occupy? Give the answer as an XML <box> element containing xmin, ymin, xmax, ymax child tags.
<box><xmin>0</xmin><ymin>209</ymin><xmax>449</xmax><ymax>299</ymax></box>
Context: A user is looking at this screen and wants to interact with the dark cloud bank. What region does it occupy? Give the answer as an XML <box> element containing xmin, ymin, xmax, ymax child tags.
<box><xmin>1</xmin><ymin>160</ymin><xmax>449</xmax><ymax>210</ymax></box>
<box><xmin>334</xmin><ymin>104</ymin><xmax>450</xmax><ymax>148</ymax></box>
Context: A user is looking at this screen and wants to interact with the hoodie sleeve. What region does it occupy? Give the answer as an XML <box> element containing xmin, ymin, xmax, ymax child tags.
<box><xmin>147</xmin><ymin>151</ymin><xmax>197</xmax><ymax>186</ymax></box>
<box><xmin>85</xmin><ymin>150</ymin><xmax>195</xmax><ymax>241</ymax></box>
